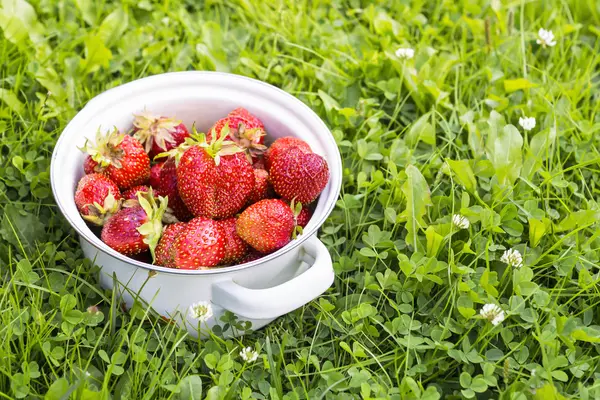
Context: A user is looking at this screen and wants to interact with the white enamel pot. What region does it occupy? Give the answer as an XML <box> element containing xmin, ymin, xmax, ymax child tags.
<box><xmin>50</xmin><ymin>71</ymin><xmax>342</xmax><ymax>337</ymax></box>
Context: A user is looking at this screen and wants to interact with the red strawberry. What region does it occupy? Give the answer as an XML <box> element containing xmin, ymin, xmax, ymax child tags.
<box><xmin>296</xmin><ymin>205</ymin><xmax>312</xmax><ymax>228</ymax></box>
<box><xmin>150</xmin><ymin>160</ymin><xmax>192</xmax><ymax>221</ymax></box>
<box><xmin>240</xmin><ymin>251</ymin><xmax>264</xmax><ymax>264</ymax></box>
<box><xmin>170</xmin><ymin>217</ymin><xmax>225</xmax><ymax>269</ymax></box>
<box><xmin>155</xmin><ymin>222</ymin><xmax>187</xmax><ymax>267</ymax></box>
<box><xmin>218</xmin><ymin>218</ymin><xmax>249</xmax><ymax>265</ymax></box>
<box><xmin>264</xmin><ymin>137</ymin><xmax>311</xmax><ymax>171</ymax></box>
<box><xmin>75</xmin><ymin>173</ymin><xmax>122</xmax><ymax>226</ymax></box>
<box><xmin>228</xmin><ymin>107</ymin><xmax>265</xmax><ymax>129</ymax></box>
<box><xmin>81</xmin><ymin>129</ymin><xmax>150</xmax><ymax>190</ymax></box>
<box><xmin>133</xmin><ymin>110</ymin><xmax>190</xmax><ymax>158</ymax></box>
<box><xmin>101</xmin><ymin>189</ymin><xmax>167</xmax><ymax>258</ymax></box>
<box><xmin>236</xmin><ymin>199</ymin><xmax>295</xmax><ymax>253</ymax></box>
<box><xmin>208</xmin><ymin>113</ymin><xmax>267</xmax><ymax>162</ymax></box>
<box><xmin>122</xmin><ymin>185</ymin><xmax>150</xmax><ymax>200</ymax></box>
<box><xmin>270</xmin><ymin>147</ymin><xmax>329</xmax><ymax>204</ymax></box>
<box><xmin>247</xmin><ymin>168</ymin><xmax>274</xmax><ymax>205</ymax></box>
<box><xmin>177</xmin><ymin>134</ymin><xmax>254</xmax><ymax>219</ymax></box>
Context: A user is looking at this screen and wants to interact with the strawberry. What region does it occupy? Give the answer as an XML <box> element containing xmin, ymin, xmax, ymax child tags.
<box><xmin>247</xmin><ymin>168</ymin><xmax>274</xmax><ymax>205</ymax></box>
<box><xmin>264</xmin><ymin>137</ymin><xmax>311</xmax><ymax>171</ymax></box>
<box><xmin>218</xmin><ymin>218</ymin><xmax>248</xmax><ymax>265</ymax></box>
<box><xmin>296</xmin><ymin>205</ymin><xmax>312</xmax><ymax>228</ymax></box>
<box><xmin>208</xmin><ymin>113</ymin><xmax>267</xmax><ymax>162</ymax></box>
<box><xmin>81</xmin><ymin>129</ymin><xmax>150</xmax><ymax>190</ymax></box>
<box><xmin>270</xmin><ymin>147</ymin><xmax>329</xmax><ymax>204</ymax></box>
<box><xmin>132</xmin><ymin>110</ymin><xmax>190</xmax><ymax>158</ymax></box>
<box><xmin>150</xmin><ymin>160</ymin><xmax>192</xmax><ymax>221</ymax></box>
<box><xmin>101</xmin><ymin>189</ymin><xmax>167</xmax><ymax>259</ymax></box>
<box><xmin>177</xmin><ymin>131</ymin><xmax>254</xmax><ymax>219</ymax></box>
<box><xmin>170</xmin><ymin>217</ymin><xmax>225</xmax><ymax>269</ymax></box>
<box><xmin>122</xmin><ymin>185</ymin><xmax>150</xmax><ymax>200</ymax></box>
<box><xmin>155</xmin><ymin>222</ymin><xmax>187</xmax><ymax>267</ymax></box>
<box><xmin>75</xmin><ymin>173</ymin><xmax>122</xmax><ymax>226</ymax></box>
<box><xmin>236</xmin><ymin>199</ymin><xmax>295</xmax><ymax>253</ymax></box>
<box><xmin>228</xmin><ymin>107</ymin><xmax>265</xmax><ymax>129</ymax></box>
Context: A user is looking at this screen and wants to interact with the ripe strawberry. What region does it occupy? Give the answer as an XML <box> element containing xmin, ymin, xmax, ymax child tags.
<box><xmin>101</xmin><ymin>189</ymin><xmax>167</xmax><ymax>258</ymax></box>
<box><xmin>208</xmin><ymin>112</ymin><xmax>267</xmax><ymax>162</ymax></box>
<box><xmin>122</xmin><ymin>185</ymin><xmax>150</xmax><ymax>200</ymax></box>
<box><xmin>155</xmin><ymin>222</ymin><xmax>187</xmax><ymax>267</ymax></box>
<box><xmin>150</xmin><ymin>160</ymin><xmax>192</xmax><ymax>221</ymax></box>
<box><xmin>247</xmin><ymin>168</ymin><xmax>274</xmax><ymax>205</ymax></box>
<box><xmin>75</xmin><ymin>173</ymin><xmax>122</xmax><ymax>226</ymax></box>
<box><xmin>218</xmin><ymin>218</ymin><xmax>248</xmax><ymax>265</ymax></box>
<box><xmin>270</xmin><ymin>147</ymin><xmax>329</xmax><ymax>204</ymax></box>
<box><xmin>264</xmin><ymin>137</ymin><xmax>311</xmax><ymax>171</ymax></box>
<box><xmin>133</xmin><ymin>110</ymin><xmax>190</xmax><ymax>158</ymax></box>
<box><xmin>177</xmin><ymin>132</ymin><xmax>254</xmax><ymax>219</ymax></box>
<box><xmin>296</xmin><ymin>205</ymin><xmax>312</xmax><ymax>228</ymax></box>
<box><xmin>228</xmin><ymin>107</ymin><xmax>265</xmax><ymax>129</ymax></box>
<box><xmin>81</xmin><ymin>129</ymin><xmax>150</xmax><ymax>190</ymax></box>
<box><xmin>236</xmin><ymin>199</ymin><xmax>295</xmax><ymax>253</ymax></box>
<box><xmin>170</xmin><ymin>217</ymin><xmax>225</xmax><ymax>269</ymax></box>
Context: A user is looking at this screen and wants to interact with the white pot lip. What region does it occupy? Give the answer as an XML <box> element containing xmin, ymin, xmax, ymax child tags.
<box><xmin>50</xmin><ymin>71</ymin><xmax>342</xmax><ymax>276</ymax></box>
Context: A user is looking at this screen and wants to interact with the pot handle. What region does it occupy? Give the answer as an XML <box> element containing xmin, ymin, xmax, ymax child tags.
<box><xmin>211</xmin><ymin>236</ymin><xmax>334</xmax><ymax>320</ymax></box>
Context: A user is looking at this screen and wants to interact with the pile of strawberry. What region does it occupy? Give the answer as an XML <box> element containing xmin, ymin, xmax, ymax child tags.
<box><xmin>74</xmin><ymin>108</ymin><xmax>329</xmax><ymax>269</ymax></box>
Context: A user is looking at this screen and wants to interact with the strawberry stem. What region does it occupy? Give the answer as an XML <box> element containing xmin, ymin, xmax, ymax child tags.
<box><xmin>82</xmin><ymin>192</ymin><xmax>122</xmax><ymax>226</ymax></box>
<box><xmin>155</xmin><ymin>124</ymin><xmax>244</xmax><ymax>167</ymax></box>
<box><xmin>79</xmin><ymin>128</ymin><xmax>125</xmax><ymax>170</ymax></box>
<box><xmin>136</xmin><ymin>188</ymin><xmax>168</xmax><ymax>262</ymax></box>
<box><xmin>200</xmin><ymin>123</ymin><xmax>244</xmax><ymax>166</ymax></box>
<box><xmin>133</xmin><ymin>108</ymin><xmax>181</xmax><ymax>153</ymax></box>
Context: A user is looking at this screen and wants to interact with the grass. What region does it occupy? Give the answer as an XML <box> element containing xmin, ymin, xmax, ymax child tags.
<box><xmin>1</xmin><ymin>0</ymin><xmax>600</xmax><ymax>398</ymax></box>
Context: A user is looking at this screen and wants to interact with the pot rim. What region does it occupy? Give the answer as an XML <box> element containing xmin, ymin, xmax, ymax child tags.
<box><xmin>50</xmin><ymin>71</ymin><xmax>342</xmax><ymax>275</ymax></box>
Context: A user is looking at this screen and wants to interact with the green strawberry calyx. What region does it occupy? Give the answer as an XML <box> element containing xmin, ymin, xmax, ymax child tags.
<box><xmin>81</xmin><ymin>192</ymin><xmax>122</xmax><ymax>226</ymax></box>
<box><xmin>154</xmin><ymin>124</ymin><xmax>204</xmax><ymax>165</ymax></box>
<box><xmin>155</xmin><ymin>123</ymin><xmax>245</xmax><ymax>166</ymax></box>
<box><xmin>133</xmin><ymin>109</ymin><xmax>181</xmax><ymax>153</ymax></box>
<box><xmin>229</xmin><ymin>122</ymin><xmax>267</xmax><ymax>163</ymax></box>
<box><xmin>136</xmin><ymin>188</ymin><xmax>169</xmax><ymax>262</ymax></box>
<box><xmin>290</xmin><ymin>199</ymin><xmax>304</xmax><ymax>239</ymax></box>
<box><xmin>200</xmin><ymin>123</ymin><xmax>245</xmax><ymax>166</ymax></box>
<box><xmin>79</xmin><ymin>128</ymin><xmax>126</xmax><ymax>171</ymax></box>
<box><xmin>122</xmin><ymin>189</ymin><xmax>179</xmax><ymax>224</ymax></box>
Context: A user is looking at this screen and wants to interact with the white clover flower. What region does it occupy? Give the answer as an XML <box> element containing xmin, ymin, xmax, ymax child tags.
<box><xmin>239</xmin><ymin>346</ymin><xmax>259</xmax><ymax>362</ymax></box>
<box><xmin>501</xmin><ymin>248</ymin><xmax>523</xmax><ymax>268</ymax></box>
<box><xmin>518</xmin><ymin>116</ymin><xmax>536</xmax><ymax>131</ymax></box>
<box><xmin>536</xmin><ymin>28</ymin><xmax>556</xmax><ymax>47</ymax></box>
<box><xmin>395</xmin><ymin>47</ymin><xmax>415</xmax><ymax>60</ymax></box>
<box><xmin>480</xmin><ymin>303</ymin><xmax>505</xmax><ymax>326</ymax></box>
<box><xmin>189</xmin><ymin>301</ymin><xmax>213</xmax><ymax>322</ymax></box>
<box><xmin>452</xmin><ymin>214</ymin><xmax>470</xmax><ymax>229</ymax></box>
